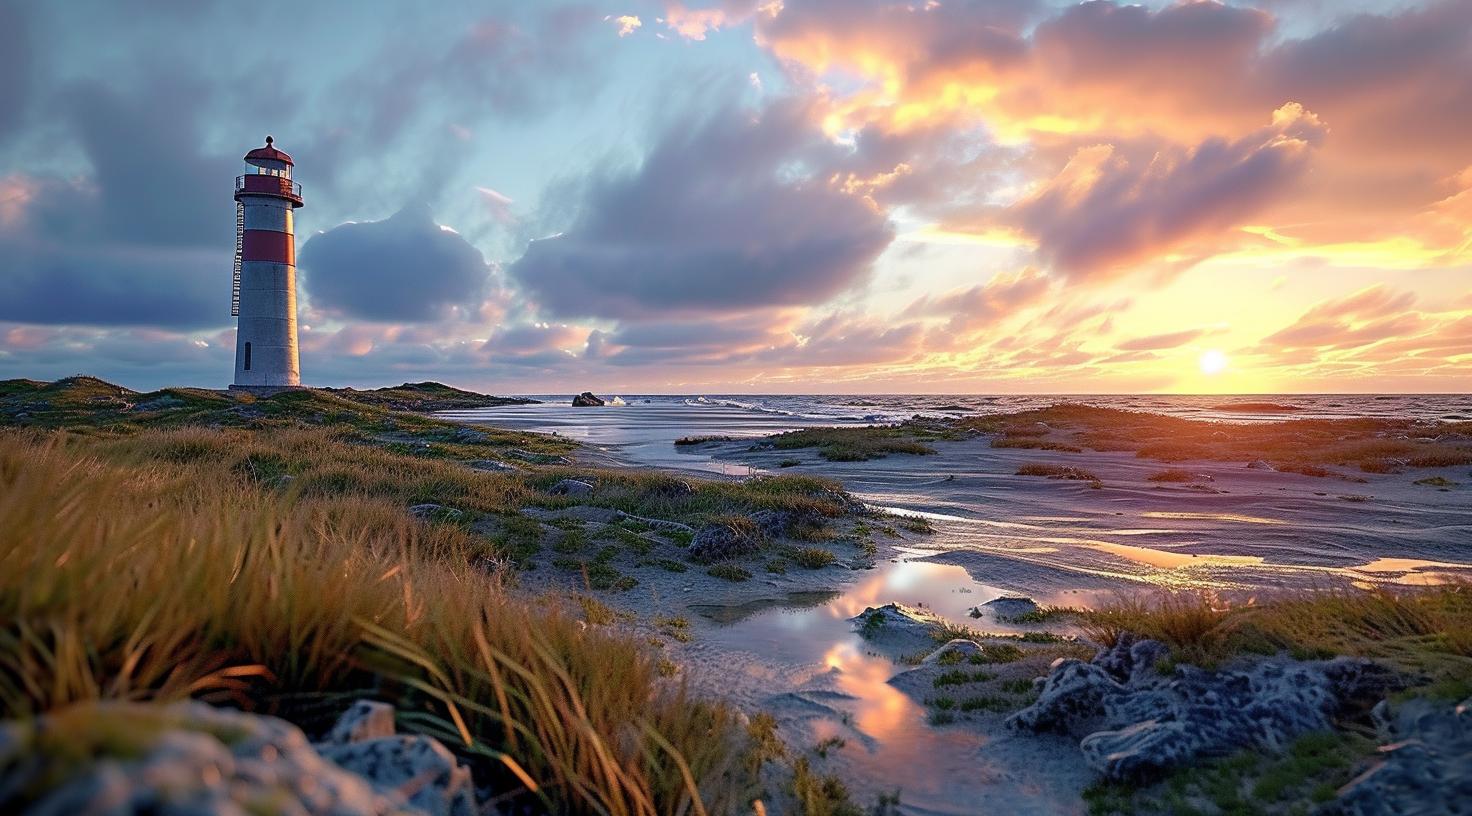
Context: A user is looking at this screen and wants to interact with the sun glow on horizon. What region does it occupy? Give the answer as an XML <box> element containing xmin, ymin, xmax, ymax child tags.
<box><xmin>1199</xmin><ymin>349</ymin><xmax>1229</xmax><ymax>376</ymax></box>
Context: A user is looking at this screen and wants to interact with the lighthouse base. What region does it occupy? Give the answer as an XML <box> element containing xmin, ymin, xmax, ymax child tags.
<box><xmin>229</xmin><ymin>384</ymin><xmax>308</xmax><ymax>397</ymax></box>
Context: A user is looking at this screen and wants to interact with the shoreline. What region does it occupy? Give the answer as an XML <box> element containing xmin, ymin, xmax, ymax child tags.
<box><xmin>3</xmin><ymin>377</ymin><xmax>1470</xmax><ymax>815</ymax></box>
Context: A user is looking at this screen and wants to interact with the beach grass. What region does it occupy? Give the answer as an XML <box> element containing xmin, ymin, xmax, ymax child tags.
<box><xmin>1081</xmin><ymin>586</ymin><xmax>1472</xmax><ymax>676</ymax></box>
<box><xmin>768</xmin><ymin>426</ymin><xmax>941</xmax><ymax>461</ymax></box>
<box><xmin>0</xmin><ymin>432</ymin><xmax>754</xmax><ymax>814</ymax></box>
<box><xmin>961</xmin><ymin>404</ymin><xmax>1472</xmax><ymax>473</ymax></box>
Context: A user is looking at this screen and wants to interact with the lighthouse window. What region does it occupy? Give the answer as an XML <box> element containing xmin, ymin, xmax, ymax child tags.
<box><xmin>243</xmin><ymin>342</ymin><xmax>252</xmax><ymax>371</ymax></box>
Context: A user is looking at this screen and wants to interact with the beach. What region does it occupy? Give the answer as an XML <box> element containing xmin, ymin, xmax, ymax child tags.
<box><xmin>450</xmin><ymin>394</ymin><xmax>1472</xmax><ymax>813</ymax></box>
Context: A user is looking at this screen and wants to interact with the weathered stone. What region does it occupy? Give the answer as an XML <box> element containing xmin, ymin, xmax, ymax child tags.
<box><xmin>0</xmin><ymin>701</ymin><xmax>441</xmax><ymax>815</ymax></box>
<box><xmin>688</xmin><ymin>521</ymin><xmax>761</xmax><ymax>562</ymax></box>
<box><xmin>1246</xmin><ymin>459</ymin><xmax>1276</xmax><ymax>471</ymax></box>
<box><xmin>975</xmin><ymin>595</ymin><xmax>1041</xmax><ymax>622</ymax></box>
<box><xmin>409</xmin><ymin>503</ymin><xmax>464</xmax><ymax>521</ymax></box>
<box><xmin>1328</xmin><ymin>696</ymin><xmax>1472</xmax><ymax>816</ymax></box>
<box><xmin>571</xmin><ymin>391</ymin><xmax>605</xmax><ymax>407</ymax></box>
<box><xmin>850</xmin><ymin>603</ymin><xmax>948</xmax><ymax>656</ymax></box>
<box><xmin>327</xmin><ymin>700</ymin><xmax>397</xmax><ymax>744</ymax></box>
<box><xmin>1009</xmin><ymin>634</ymin><xmax>1403</xmax><ymax>780</ymax></box>
<box><xmin>614</xmin><ymin>511</ymin><xmax>695</xmax><ymax>535</ymax></box>
<box><xmin>549</xmin><ymin>479</ymin><xmax>594</xmax><ymax>497</ymax></box>
<box><xmin>921</xmin><ymin>638</ymin><xmax>986</xmax><ymax>665</ymax></box>
<box><xmin>320</xmin><ymin>736</ymin><xmax>476</xmax><ymax>816</ymax></box>
<box><xmin>133</xmin><ymin>395</ymin><xmax>185</xmax><ymax>412</ymax></box>
<box><xmin>467</xmin><ymin>459</ymin><xmax>518</xmax><ymax>473</ymax></box>
<box><xmin>748</xmin><ymin>509</ymin><xmax>795</xmax><ymax>540</ymax></box>
<box><xmin>449</xmin><ymin>427</ymin><xmax>487</xmax><ymax>444</ymax></box>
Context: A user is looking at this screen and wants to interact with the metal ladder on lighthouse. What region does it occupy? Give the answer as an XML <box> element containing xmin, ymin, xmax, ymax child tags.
<box><xmin>231</xmin><ymin>202</ymin><xmax>244</xmax><ymax>316</ymax></box>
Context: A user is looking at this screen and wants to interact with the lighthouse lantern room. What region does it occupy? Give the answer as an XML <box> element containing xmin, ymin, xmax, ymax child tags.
<box><xmin>231</xmin><ymin>136</ymin><xmax>304</xmax><ymax>390</ymax></box>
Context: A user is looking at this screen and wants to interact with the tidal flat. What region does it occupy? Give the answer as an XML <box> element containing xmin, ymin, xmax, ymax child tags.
<box><xmin>2</xmin><ymin>380</ymin><xmax>1469</xmax><ymax>815</ymax></box>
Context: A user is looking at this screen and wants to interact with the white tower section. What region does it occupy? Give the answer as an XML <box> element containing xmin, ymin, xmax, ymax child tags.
<box><xmin>232</xmin><ymin>136</ymin><xmax>304</xmax><ymax>389</ymax></box>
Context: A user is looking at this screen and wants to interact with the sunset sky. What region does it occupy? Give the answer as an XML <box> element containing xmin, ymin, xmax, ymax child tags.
<box><xmin>1</xmin><ymin>0</ymin><xmax>1469</xmax><ymax>394</ymax></box>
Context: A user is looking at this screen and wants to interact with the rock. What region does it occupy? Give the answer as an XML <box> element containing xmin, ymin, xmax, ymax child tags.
<box><xmin>571</xmin><ymin>391</ymin><xmax>605</xmax><ymax>407</ymax></box>
<box><xmin>449</xmin><ymin>427</ymin><xmax>487</xmax><ymax>444</ymax></box>
<box><xmin>0</xmin><ymin>700</ymin><xmax>471</xmax><ymax>815</ymax></box>
<box><xmin>549</xmin><ymin>478</ymin><xmax>594</xmax><ymax>497</ymax></box>
<box><xmin>523</xmin><ymin>504</ymin><xmax>621</xmax><ymax>524</ymax></box>
<box><xmin>467</xmin><ymin>459</ymin><xmax>518</xmax><ymax>473</ymax></box>
<box><xmin>133</xmin><ymin>395</ymin><xmax>184</xmax><ymax>412</ymax></box>
<box><xmin>748</xmin><ymin>509</ymin><xmax>795</xmax><ymax>539</ymax></box>
<box><xmin>688</xmin><ymin>521</ymin><xmax>762</xmax><ymax>562</ymax></box>
<box><xmin>921</xmin><ymin>638</ymin><xmax>986</xmax><ymax>665</ymax></box>
<box><xmin>975</xmin><ymin>595</ymin><xmax>1041</xmax><ymax>622</ymax></box>
<box><xmin>1329</xmin><ymin>696</ymin><xmax>1472</xmax><ymax>815</ymax></box>
<box><xmin>1246</xmin><ymin>459</ymin><xmax>1276</xmax><ymax>471</ymax></box>
<box><xmin>409</xmin><ymin>503</ymin><xmax>464</xmax><ymax>521</ymax></box>
<box><xmin>850</xmin><ymin>603</ymin><xmax>948</xmax><ymax>656</ymax></box>
<box><xmin>326</xmin><ymin>699</ymin><xmax>397</xmax><ymax>744</ymax></box>
<box><xmin>320</xmin><ymin>736</ymin><xmax>476</xmax><ymax>816</ymax></box>
<box><xmin>1009</xmin><ymin>636</ymin><xmax>1403</xmax><ymax>780</ymax></box>
<box><xmin>615</xmin><ymin>511</ymin><xmax>695</xmax><ymax>535</ymax></box>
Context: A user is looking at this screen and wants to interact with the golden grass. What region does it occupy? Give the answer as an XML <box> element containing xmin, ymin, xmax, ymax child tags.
<box><xmin>0</xmin><ymin>432</ymin><xmax>752</xmax><ymax>814</ymax></box>
<box><xmin>1082</xmin><ymin>586</ymin><xmax>1472</xmax><ymax>676</ymax></box>
<box><xmin>960</xmin><ymin>404</ymin><xmax>1472</xmax><ymax>473</ymax></box>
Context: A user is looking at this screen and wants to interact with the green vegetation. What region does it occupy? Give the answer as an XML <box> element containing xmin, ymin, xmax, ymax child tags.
<box><xmin>707</xmin><ymin>564</ymin><xmax>753</xmax><ymax>582</ymax></box>
<box><xmin>0</xmin><ymin>433</ymin><xmax>750</xmax><ymax>814</ymax></box>
<box><xmin>768</xmin><ymin>425</ymin><xmax>943</xmax><ymax>461</ymax></box>
<box><xmin>1147</xmin><ymin>468</ymin><xmax>1200</xmax><ymax>483</ymax></box>
<box><xmin>1085</xmin><ymin>730</ymin><xmax>1375</xmax><ymax>816</ymax></box>
<box><xmin>961</xmin><ymin>403</ymin><xmax>1472</xmax><ymax>473</ymax></box>
<box><xmin>1082</xmin><ymin>586</ymin><xmax>1472</xmax><ymax>677</ymax></box>
<box><xmin>1016</xmin><ymin>463</ymin><xmax>1100</xmax><ymax>481</ymax></box>
<box><xmin>674</xmin><ymin>435</ymin><xmax>735</xmax><ymax>446</ymax></box>
<box><xmin>790</xmin><ymin>546</ymin><xmax>838</xmax><ymax>569</ymax></box>
<box><xmin>0</xmin><ymin>376</ymin><xmax>884</xmax><ymax>814</ymax></box>
<box><xmin>934</xmin><ymin>669</ymin><xmax>996</xmax><ymax>688</ymax></box>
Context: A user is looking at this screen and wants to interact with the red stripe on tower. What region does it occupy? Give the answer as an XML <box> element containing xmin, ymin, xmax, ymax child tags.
<box><xmin>241</xmin><ymin>229</ymin><xmax>295</xmax><ymax>265</ymax></box>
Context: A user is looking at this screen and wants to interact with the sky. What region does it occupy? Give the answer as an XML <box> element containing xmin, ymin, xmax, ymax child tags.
<box><xmin>0</xmin><ymin>0</ymin><xmax>1469</xmax><ymax>394</ymax></box>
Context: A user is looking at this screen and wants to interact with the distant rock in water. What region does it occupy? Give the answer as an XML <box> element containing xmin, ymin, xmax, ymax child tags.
<box><xmin>571</xmin><ymin>391</ymin><xmax>605</xmax><ymax>407</ymax></box>
<box><xmin>973</xmin><ymin>595</ymin><xmax>1041</xmax><ymax>622</ymax></box>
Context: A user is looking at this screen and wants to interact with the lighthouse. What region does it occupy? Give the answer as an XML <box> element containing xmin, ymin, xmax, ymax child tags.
<box><xmin>231</xmin><ymin>136</ymin><xmax>303</xmax><ymax>390</ymax></box>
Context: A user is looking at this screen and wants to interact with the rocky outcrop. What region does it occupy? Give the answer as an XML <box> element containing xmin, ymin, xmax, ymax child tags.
<box><xmin>571</xmin><ymin>391</ymin><xmax>605</xmax><ymax>407</ymax></box>
<box><xmin>688</xmin><ymin>521</ymin><xmax>763</xmax><ymax>562</ymax></box>
<box><xmin>409</xmin><ymin>503</ymin><xmax>464</xmax><ymax>521</ymax></box>
<box><xmin>973</xmin><ymin>596</ymin><xmax>1041</xmax><ymax>622</ymax></box>
<box><xmin>1008</xmin><ymin>633</ymin><xmax>1401</xmax><ymax>780</ymax></box>
<box><xmin>1329</xmin><ymin>696</ymin><xmax>1472</xmax><ymax>815</ymax></box>
<box><xmin>0</xmin><ymin>700</ymin><xmax>480</xmax><ymax>816</ymax></box>
<box><xmin>549</xmin><ymin>478</ymin><xmax>595</xmax><ymax>497</ymax></box>
<box><xmin>850</xmin><ymin>603</ymin><xmax>948</xmax><ymax>656</ymax></box>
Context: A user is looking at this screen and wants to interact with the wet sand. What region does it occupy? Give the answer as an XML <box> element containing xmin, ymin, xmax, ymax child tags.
<box><xmin>453</xmin><ymin>401</ymin><xmax>1472</xmax><ymax>813</ymax></box>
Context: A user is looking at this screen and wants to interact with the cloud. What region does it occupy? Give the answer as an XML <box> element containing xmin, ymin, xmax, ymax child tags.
<box><xmin>993</xmin><ymin>104</ymin><xmax>1327</xmax><ymax>278</ymax></box>
<box><xmin>0</xmin><ymin>1</ymin><xmax>33</xmax><ymax>144</ymax></box>
<box><xmin>298</xmin><ymin>205</ymin><xmax>494</xmax><ymax>323</ymax></box>
<box><xmin>508</xmin><ymin>96</ymin><xmax>894</xmax><ymax>320</ymax></box>
<box><xmin>1261</xmin><ymin>285</ymin><xmax>1424</xmax><ymax>351</ymax></box>
<box><xmin>1116</xmin><ymin>328</ymin><xmax>1209</xmax><ymax>352</ymax></box>
<box><xmin>606</xmin><ymin>14</ymin><xmax>642</xmax><ymax>37</ymax></box>
<box><xmin>0</xmin><ymin>75</ymin><xmax>237</xmax><ymax>329</ymax></box>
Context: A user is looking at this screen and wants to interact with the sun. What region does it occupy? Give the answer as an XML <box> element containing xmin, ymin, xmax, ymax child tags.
<box><xmin>1198</xmin><ymin>349</ymin><xmax>1229</xmax><ymax>376</ymax></box>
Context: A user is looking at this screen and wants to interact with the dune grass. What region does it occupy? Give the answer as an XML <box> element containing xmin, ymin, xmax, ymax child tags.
<box><xmin>769</xmin><ymin>426</ymin><xmax>940</xmax><ymax>461</ymax></box>
<box><xmin>0</xmin><ymin>432</ymin><xmax>755</xmax><ymax>814</ymax></box>
<box><xmin>961</xmin><ymin>404</ymin><xmax>1472</xmax><ymax>473</ymax></box>
<box><xmin>1081</xmin><ymin>586</ymin><xmax>1472</xmax><ymax>677</ymax></box>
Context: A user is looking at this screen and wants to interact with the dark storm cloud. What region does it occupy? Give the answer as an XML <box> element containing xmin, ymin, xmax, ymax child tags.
<box><xmin>0</xmin><ymin>1</ymin><xmax>32</xmax><ymax>143</ymax></box>
<box><xmin>0</xmin><ymin>76</ymin><xmax>235</xmax><ymax>328</ymax></box>
<box><xmin>507</xmin><ymin>97</ymin><xmax>895</xmax><ymax>320</ymax></box>
<box><xmin>298</xmin><ymin>205</ymin><xmax>492</xmax><ymax>323</ymax></box>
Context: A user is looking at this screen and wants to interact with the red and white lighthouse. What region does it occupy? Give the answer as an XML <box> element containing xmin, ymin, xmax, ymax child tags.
<box><xmin>231</xmin><ymin>136</ymin><xmax>304</xmax><ymax>389</ymax></box>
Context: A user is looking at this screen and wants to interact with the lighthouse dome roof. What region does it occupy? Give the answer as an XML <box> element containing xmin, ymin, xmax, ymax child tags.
<box><xmin>244</xmin><ymin>135</ymin><xmax>293</xmax><ymax>166</ymax></box>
